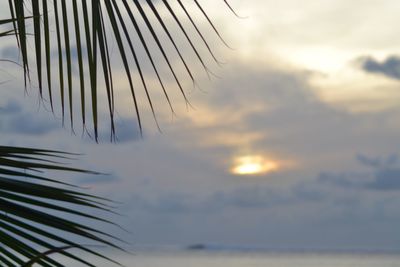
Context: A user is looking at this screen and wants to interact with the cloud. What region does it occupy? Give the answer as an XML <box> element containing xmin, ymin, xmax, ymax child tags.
<box><xmin>207</xmin><ymin>187</ymin><xmax>292</xmax><ymax>209</ymax></box>
<box><xmin>0</xmin><ymin>99</ymin><xmax>22</xmax><ymax>114</ymax></box>
<box><xmin>113</xmin><ymin>147</ymin><xmax>400</xmax><ymax>248</ymax></box>
<box><xmin>356</xmin><ymin>153</ymin><xmax>399</xmax><ymax>168</ymax></box>
<box><xmin>356</xmin><ymin>154</ymin><xmax>382</xmax><ymax>168</ymax></box>
<box><xmin>123</xmin><ymin>163</ymin><xmax>400</xmax><ymax>248</ymax></box>
<box><xmin>291</xmin><ymin>183</ymin><xmax>327</xmax><ymax>202</ymax></box>
<box><xmin>317</xmin><ymin>171</ymin><xmax>368</xmax><ymax>189</ymax></box>
<box><xmin>318</xmin><ymin>154</ymin><xmax>400</xmax><ymax>191</ymax></box>
<box><xmin>194</xmin><ymin>61</ymin><xmax>386</xmax><ymax>173</ymax></box>
<box><xmin>0</xmin><ymin>45</ymin><xmax>19</xmax><ymax>61</ymax></box>
<box><xmin>6</xmin><ymin>113</ymin><xmax>58</xmax><ymax>135</ymax></box>
<box><xmin>127</xmin><ymin>188</ymin><xmax>279</xmax><ymax>213</ymax></box>
<box><xmin>2</xmin><ymin>1</ymin><xmax>400</xmax><ymax>251</ymax></box>
<box><xmin>367</xmin><ymin>168</ymin><xmax>400</xmax><ymax>191</ymax></box>
<box><xmin>0</xmin><ymin>100</ymin><xmax>59</xmax><ymax>135</ymax></box>
<box><xmin>127</xmin><ymin>183</ymin><xmax>327</xmax><ymax>215</ymax></box>
<box><xmin>86</xmin><ymin>56</ymin><xmax>400</xmax><ymax>249</ymax></box>
<box><xmin>129</xmin><ymin>192</ymin><xmax>198</xmax><ymax>213</ymax></box>
<box><xmin>77</xmin><ymin>174</ymin><xmax>121</xmax><ymax>185</ymax></box>
<box><xmin>92</xmin><ymin>118</ymin><xmax>141</xmax><ymax>143</ymax></box>
<box><xmin>114</xmin><ymin>119</ymin><xmax>141</xmax><ymax>143</ymax></box>
<box><xmin>359</xmin><ymin>56</ymin><xmax>400</xmax><ymax>80</ymax></box>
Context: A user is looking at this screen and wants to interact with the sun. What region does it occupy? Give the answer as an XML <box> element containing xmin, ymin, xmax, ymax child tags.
<box><xmin>231</xmin><ymin>155</ymin><xmax>279</xmax><ymax>176</ymax></box>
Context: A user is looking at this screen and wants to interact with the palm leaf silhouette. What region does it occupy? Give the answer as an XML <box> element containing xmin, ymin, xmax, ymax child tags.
<box><xmin>0</xmin><ymin>145</ymin><xmax>124</xmax><ymax>266</ymax></box>
<box><xmin>1</xmin><ymin>17</ymin><xmax>124</xmax><ymax>266</ymax></box>
<box><xmin>8</xmin><ymin>0</ymin><xmax>237</xmax><ymax>141</ymax></box>
<box><xmin>0</xmin><ymin>1</ymin><xmax>238</xmax><ymax>265</ymax></box>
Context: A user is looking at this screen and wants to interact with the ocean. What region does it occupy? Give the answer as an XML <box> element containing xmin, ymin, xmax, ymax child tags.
<box><xmin>57</xmin><ymin>250</ymin><xmax>400</xmax><ymax>267</ymax></box>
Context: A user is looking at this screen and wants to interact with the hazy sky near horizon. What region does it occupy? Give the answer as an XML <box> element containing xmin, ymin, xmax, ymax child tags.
<box><xmin>1</xmin><ymin>0</ymin><xmax>400</xmax><ymax>250</ymax></box>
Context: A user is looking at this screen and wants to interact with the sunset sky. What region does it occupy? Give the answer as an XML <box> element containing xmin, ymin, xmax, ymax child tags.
<box><xmin>1</xmin><ymin>0</ymin><xmax>400</xmax><ymax>251</ymax></box>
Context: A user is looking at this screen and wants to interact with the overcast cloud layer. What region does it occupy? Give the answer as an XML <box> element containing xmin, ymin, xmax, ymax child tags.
<box><xmin>1</xmin><ymin>0</ymin><xmax>400</xmax><ymax>251</ymax></box>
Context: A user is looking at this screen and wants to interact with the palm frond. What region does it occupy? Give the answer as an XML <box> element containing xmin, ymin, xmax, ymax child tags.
<box><xmin>7</xmin><ymin>0</ymin><xmax>238</xmax><ymax>141</ymax></box>
<box><xmin>0</xmin><ymin>2</ymin><xmax>240</xmax><ymax>265</ymax></box>
<box><xmin>0</xmin><ymin>145</ymin><xmax>123</xmax><ymax>266</ymax></box>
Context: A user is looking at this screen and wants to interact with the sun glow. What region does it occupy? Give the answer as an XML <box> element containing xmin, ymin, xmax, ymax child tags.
<box><xmin>231</xmin><ymin>155</ymin><xmax>279</xmax><ymax>176</ymax></box>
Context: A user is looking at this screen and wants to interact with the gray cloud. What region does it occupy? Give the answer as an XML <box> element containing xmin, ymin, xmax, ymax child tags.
<box><xmin>367</xmin><ymin>168</ymin><xmax>400</xmax><ymax>190</ymax></box>
<box><xmin>105</xmin><ymin>60</ymin><xmax>400</xmax><ymax>248</ymax></box>
<box><xmin>359</xmin><ymin>55</ymin><xmax>400</xmax><ymax>80</ymax></box>
<box><xmin>0</xmin><ymin>99</ymin><xmax>22</xmax><ymax>114</ymax></box>
<box><xmin>51</xmin><ymin>46</ymin><xmax>83</xmax><ymax>75</ymax></box>
<box><xmin>128</xmin><ymin>183</ymin><xmax>328</xmax><ymax>215</ymax></box>
<box><xmin>356</xmin><ymin>154</ymin><xmax>382</xmax><ymax>168</ymax></box>
<box><xmin>356</xmin><ymin>153</ymin><xmax>399</xmax><ymax>168</ymax></box>
<box><xmin>2</xmin><ymin>56</ymin><xmax>397</xmax><ymax>249</ymax></box>
<box><xmin>291</xmin><ymin>183</ymin><xmax>327</xmax><ymax>202</ymax></box>
<box><xmin>77</xmin><ymin>174</ymin><xmax>121</xmax><ymax>185</ymax></box>
<box><xmin>0</xmin><ymin>99</ymin><xmax>58</xmax><ymax>135</ymax></box>
<box><xmin>203</xmin><ymin>63</ymin><xmax>389</xmax><ymax>174</ymax></box>
<box><xmin>0</xmin><ymin>45</ymin><xmax>19</xmax><ymax>61</ymax></box>
<box><xmin>114</xmin><ymin>119</ymin><xmax>141</xmax><ymax>143</ymax></box>
<box><xmin>2</xmin><ymin>2</ymin><xmax>400</xmax><ymax>252</ymax></box>
<box><xmin>92</xmin><ymin>118</ymin><xmax>141</xmax><ymax>143</ymax></box>
<box><xmin>6</xmin><ymin>113</ymin><xmax>58</xmax><ymax>135</ymax></box>
<box><xmin>129</xmin><ymin>192</ymin><xmax>198</xmax><ymax>213</ymax></box>
<box><xmin>123</xmin><ymin>160</ymin><xmax>400</xmax><ymax>249</ymax></box>
<box><xmin>317</xmin><ymin>171</ymin><xmax>369</xmax><ymax>189</ymax></box>
<box><xmin>206</xmin><ymin>187</ymin><xmax>290</xmax><ymax>210</ymax></box>
<box><xmin>127</xmin><ymin>188</ymin><xmax>280</xmax><ymax>214</ymax></box>
<box><xmin>318</xmin><ymin>154</ymin><xmax>400</xmax><ymax>191</ymax></box>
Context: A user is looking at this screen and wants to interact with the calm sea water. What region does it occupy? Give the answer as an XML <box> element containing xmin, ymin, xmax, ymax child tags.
<box><xmin>57</xmin><ymin>251</ymin><xmax>400</xmax><ymax>267</ymax></box>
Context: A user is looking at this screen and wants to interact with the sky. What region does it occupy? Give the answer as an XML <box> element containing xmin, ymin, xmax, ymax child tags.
<box><xmin>1</xmin><ymin>0</ymin><xmax>400</xmax><ymax>251</ymax></box>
